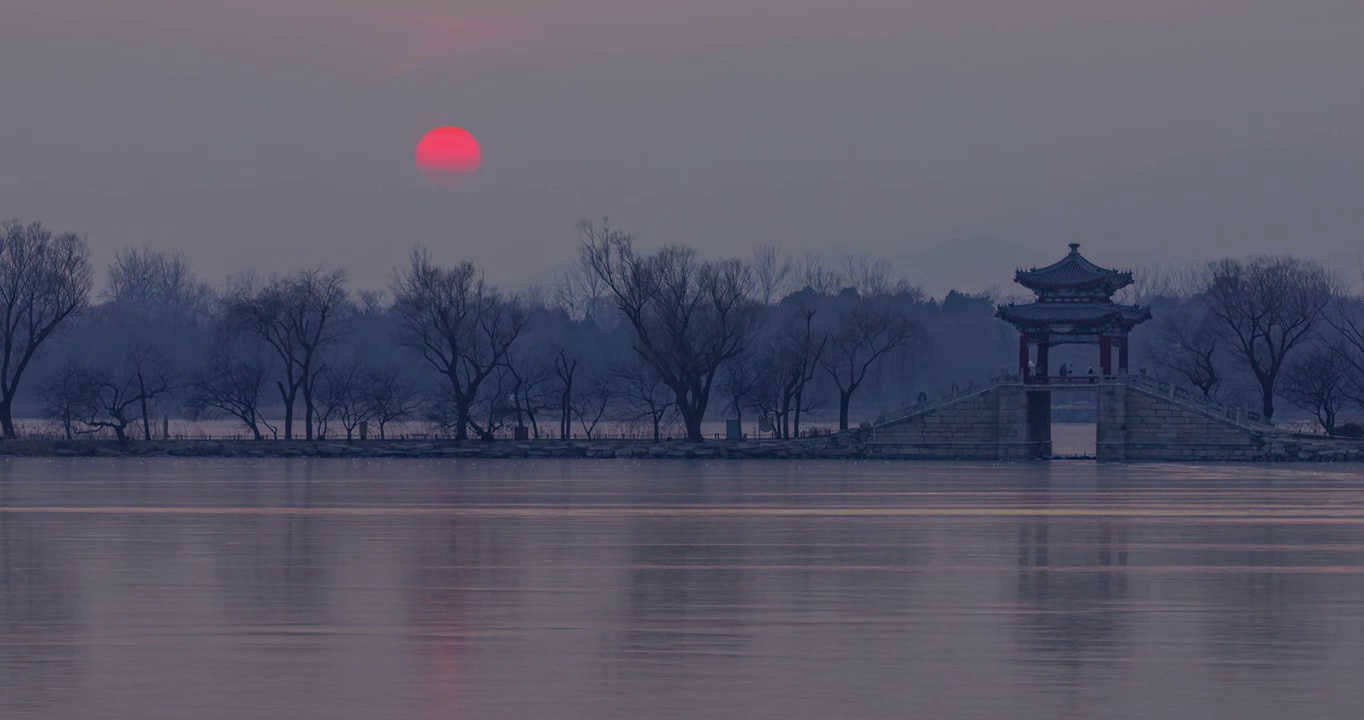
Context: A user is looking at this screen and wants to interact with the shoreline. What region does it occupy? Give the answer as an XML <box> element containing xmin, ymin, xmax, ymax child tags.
<box><xmin>0</xmin><ymin>438</ymin><xmax>856</xmax><ymax>460</ymax></box>
<box><xmin>0</xmin><ymin>436</ymin><xmax>1360</xmax><ymax>462</ymax></box>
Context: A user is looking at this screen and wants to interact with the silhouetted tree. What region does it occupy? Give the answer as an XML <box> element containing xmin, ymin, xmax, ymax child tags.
<box><xmin>754</xmin><ymin>305</ymin><xmax>826</xmax><ymax>438</ymax></box>
<box><xmin>581</xmin><ymin>219</ymin><xmax>763</xmax><ymax>442</ymax></box>
<box><xmin>721</xmin><ymin>348</ymin><xmax>759</xmax><ymax>427</ymax></box>
<box><xmin>1327</xmin><ymin>290</ymin><xmax>1364</xmax><ymax>409</ymax></box>
<box><xmin>0</xmin><ymin>220</ymin><xmax>93</xmax><ymax>438</ymax></box>
<box><xmin>184</xmin><ymin>345</ymin><xmax>277</xmax><ymax>440</ymax></box>
<box><xmin>796</xmin><ymin>253</ymin><xmax>843</xmax><ymax>296</ymax></box>
<box><xmin>751</xmin><ymin>245</ymin><xmax>794</xmax><ymax>305</ymax></box>
<box><xmin>1280</xmin><ymin>344</ymin><xmax>1352</xmax><ymax>436</ymax></box>
<box><xmin>571</xmin><ymin>370</ymin><xmax>613</xmax><ymax>439</ymax></box>
<box><xmin>553</xmin><ymin>349</ymin><xmax>578</xmax><ymax>440</ymax></box>
<box><xmin>391</xmin><ymin>250</ymin><xmax>527</xmax><ymax>440</ymax></box>
<box><xmin>223</xmin><ymin>268</ymin><xmax>349</xmax><ymax>439</ymax></box>
<box><xmin>36</xmin><ymin>364</ymin><xmax>90</xmax><ymax>440</ymax></box>
<box><xmin>1201</xmin><ymin>257</ymin><xmax>1335</xmax><ymax>421</ymax></box>
<box><xmin>103</xmin><ymin>247</ymin><xmax>215</xmax><ymax>324</ymax></box>
<box><xmin>502</xmin><ymin>349</ymin><xmax>555</xmax><ymax>439</ymax></box>
<box><xmin>67</xmin><ymin>349</ymin><xmax>172</xmax><ymax>443</ymax></box>
<box><xmin>614</xmin><ymin>359</ymin><xmax>676</xmax><ymax>441</ymax></box>
<box><xmin>1155</xmin><ymin>301</ymin><xmax>1223</xmax><ymax>398</ymax></box>
<box><xmin>841</xmin><ymin>255</ymin><xmax>894</xmax><ymax>297</ymax></box>
<box><xmin>364</xmin><ymin>365</ymin><xmax>423</xmax><ymax>439</ymax></box>
<box><xmin>316</xmin><ymin>358</ymin><xmax>374</xmax><ymax>440</ymax></box>
<box><xmin>820</xmin><ymin>298</ymin><xmax>921</xmax><ymax>430</ymax></box>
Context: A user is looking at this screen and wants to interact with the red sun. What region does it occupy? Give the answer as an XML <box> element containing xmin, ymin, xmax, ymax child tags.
<box><xmin>415</xmin><ymin>126</ymin><xmax>482</xmax><ymax>184</ymax></box>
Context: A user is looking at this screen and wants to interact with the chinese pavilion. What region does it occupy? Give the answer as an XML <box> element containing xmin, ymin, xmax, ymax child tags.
<box><xmin>996</xmin><ymin>244</ymin><xmax>1151</xmax><ymax>383</ymax></box>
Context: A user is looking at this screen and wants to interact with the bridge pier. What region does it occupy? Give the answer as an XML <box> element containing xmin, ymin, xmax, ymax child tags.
<box><xmin>990</xmin><ymin>385</ymin><xmax>1052</xmax><ymax>459</ymax></box>
<box><xmin>1096</xmin><ymin>382</ymin><xmax>1126</xmax><ymax>462</ymax></box>
<box><xmin>1026</xmin><ymin>390</ymin><xmax>1052</xmax><ymax>457</ymax></box>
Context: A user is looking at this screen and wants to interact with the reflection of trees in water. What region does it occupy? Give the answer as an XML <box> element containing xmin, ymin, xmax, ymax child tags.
<box><xmin>213</xmin><ymin>466</ymin><xmax>327</xmax><ymax>626</ymax></box>
<box><xmin>404</xmin><ymin>514</ymin><xmax>538</xmax><ymax>707</ymax></box>
<box><xmin>1014</xmin><ymin>515</ymin><xmax>1130</xmax><ymax>666</ymax></box>
<box><xmin>0</xmin><ymin>491</ymin><xmax>84</xmax><ymax>709</ymax></box>
<box><xmin>611</xmin><ymin>470</ymin><xmax>935</xmax><ymax>667</ymax></box>
<box><xmin>406</xmin><ymin>516</ymin><xmax>523</xmax><ymax>626</ymax></box>
<box><xmin>616</xmin><ymin>517</ymin><xmax>754</xmax><ymax>664</ymax></box>
<box><xmin>1192</xmin><ymin>523</ymin><xmax>1342</xmax><ymax>664</ymax></box>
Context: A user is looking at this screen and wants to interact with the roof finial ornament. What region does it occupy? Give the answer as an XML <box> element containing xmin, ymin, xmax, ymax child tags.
<box><xmin>1068</xmin><ymin>243</ymin><xmax>1081</xmax><ymax>253</ymax></box>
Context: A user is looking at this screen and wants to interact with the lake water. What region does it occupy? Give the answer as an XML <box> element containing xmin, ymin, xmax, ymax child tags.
<box><xmin>2</xmin><ymin>458</ymin><xmax>1363</xmax><ymax>719</ymax></box>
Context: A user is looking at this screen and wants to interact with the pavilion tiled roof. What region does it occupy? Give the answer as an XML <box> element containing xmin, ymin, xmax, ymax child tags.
<box><xmin>1015</xmin><ymin>243</ymin><xmax>1133</xmax><ymax>292</ymax></box>
<box><xmin>996</xmin><ymin>301</ymin><xmax>1151</xmax><ymax>328</ymax></box>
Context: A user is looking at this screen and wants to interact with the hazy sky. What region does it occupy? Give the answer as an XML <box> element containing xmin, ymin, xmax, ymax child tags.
<box><xmin>5</xmin><ymin>1</ymin><xmax>1364</xmax><ymax>295</ymax></box>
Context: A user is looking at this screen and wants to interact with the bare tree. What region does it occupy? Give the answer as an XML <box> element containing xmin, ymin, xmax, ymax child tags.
<box><xmin>614</xmin><ymin>359</ymin><xmax>676</xmax><ymax>441</ymax></box>
<box><xmin>820</xmin><ymin>299</ymin><xmax>921</xmax><ymax>431</ymax></box>
<box><xmin>355</xmin><ymin>289</ymin><xmax>386</xmax><ymax>317</ymax></box>
<box><xmin>553</xmin><ymin>228</ymin><xmax>613</xmax><ymax>321</ymax></box>
<box><xmin>1280</xmin><ymin>344</ymin><xmax>1353</xmax><ymax>436</ymax></box>
<box><xmin>1154</xmin><ymin>301</ymin><xmax>1223</xmax><ymax>398</ymax></box>
<box><xmin>68</xmin><ymin>350</ymin><xmax>172</xmax><ymax>443</ymax></box>
<box><xmin>552</xmin><ymin>348</ymin><xmax>578</xmax><ymax>440</ymax></box>
<box><xmin>721</xmin><ymin>348</ymin><xmax>759</xmax><ymax>427</ymax></box>
<box><xmin>571</xmin><ymin>370</ymin><xmax>613</xmax><ymax>439</ymax></box>
<box><xmin>1201</xmin><ymin>257</ymin><xmax>1335</xmax><ymax>421</ymax></box>
<box><xmin>505</xmin><ymin>350</ymin><xmax>556</xmax><ymax>439</ymax></box>
<box><xmin>841</xmin><ymin>255</ymin><xmax>894</xmax><ymax>297</ymax></box>
<box><xmin>223</xmin><ymin>268</ymin><xmax>349</xmax><ymax>439</ymax></box>
<box><xmin>0</xmin><ymin>220</ymin><xmax>93</xmax><ymax>438</ymax></box>
<box><xmin>364</xmin><ymin>365</ymin><xmax>423</xmax><ymax>440</ymax></box>
<box><xmin>128</xmin><ymin>345</ymin><xmax>174</xmax><ymax>440</ymax></box>
<box><xmin>316</xmin><ymin>358</ymin><xmax>375</xmax><ymax>440</ymax></box>
<box><xmin>466</xmin><ymin>368</ymin><xmax>518</xmax><ymax>440</ymax></box>
<box><xmin>796</xmin><ymin>253</ymin><xmax>842</xmax><ymax>295</ymax></box>
<box><xmin>37</xmin><ymin>364</ymin><xmax>92</xmax><ymax>440</ymax></box>
<box><xmin>1328</xmin><ymin>290</ymin><xmax>1364</xmax><ymax>408</ymax></box>
<box><xmin>103</xmin><ymin>247</ymin><xmax>215</xmax><ymax>324</ymax></box>
<box><xmin>184</xmin><ymin>345</ymin><xmax>277</xmax><ymax>440</ymax></box>
<box><xmin>751</xmin><ymin>245</ymin><xmax>794</xmax><ymax>304</ymax></box>
<box><xmin>391</xmin><ymin>250</ymin><xmax>527</xmax><ymax>440</ymax></box>
<box><xmin>780</xmin><ymin>307</ymin><xmax>826</xmax><ymax>437</ymax></box>
<box><xmin>581</xmin><ymin>220</ymin><xmax>764</xmax><ymax>442</ymax></box>
<box><xmin>754</xmin><ymin>306</ymin><xmax>827</xmax><ymax>438</ymax></box>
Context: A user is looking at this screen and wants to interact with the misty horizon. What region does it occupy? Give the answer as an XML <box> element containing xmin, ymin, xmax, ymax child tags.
<box><xmin>6</xmin><ymin>2</ymin><xmax>1364</xmax><ymax>296</ymax></box>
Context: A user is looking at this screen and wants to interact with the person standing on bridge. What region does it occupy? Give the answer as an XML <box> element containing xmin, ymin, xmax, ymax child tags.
<box><xmin>1087</xmin><ymin>364</ymin><xmax>1096</xmax><ymax>383</ymax></box>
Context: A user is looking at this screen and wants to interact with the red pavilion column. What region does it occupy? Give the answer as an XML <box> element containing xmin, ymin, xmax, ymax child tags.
<box><xmin>1099</xmin><ymin>335</ymin><xmax>1112</xmax><ymax>376</ymax></box>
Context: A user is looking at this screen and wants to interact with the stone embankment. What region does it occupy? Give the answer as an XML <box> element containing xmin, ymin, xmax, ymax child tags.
<box><xmin>0</xmin><ymin>432</ymin><xmax>1358</xmax><ymax>462</ymax></box>
<box><xmin>0</xmin><ymin>438</ymin><xmax>855</xmax><ymax>460</ymax></box>
<box><xmin>1258</xmin><ymin>436</ymin><xmax>1364</xmax><ymax>462</ymax></box>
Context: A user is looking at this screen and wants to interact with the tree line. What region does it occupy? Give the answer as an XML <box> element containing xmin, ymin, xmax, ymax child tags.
<box><xmin>1130</xmin><ymin>256</ymin><xmax>1364</xmax><ymax>436</ymax></box>
<box><xmin>5</xmin><ymin>216</ymin><xmax>1362</xmax><ymax>442</ymax></box>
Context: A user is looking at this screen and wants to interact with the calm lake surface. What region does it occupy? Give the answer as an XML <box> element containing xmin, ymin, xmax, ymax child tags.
<box><xmin>2</xmin><ymin>458</ymin><xmax>1363</xmax><ymax>719</ymax></box>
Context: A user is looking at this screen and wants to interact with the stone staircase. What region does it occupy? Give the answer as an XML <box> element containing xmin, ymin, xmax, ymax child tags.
<box><xmin>871</xmin><ymin>373</ymin><xmax>1024</xmax><ymax>429</ymax></box>
<box><xmin>854</xmin><ymin>371</ymin><xmax>1310</xmax><ymax>462</ymax></box>
<box><xmin>872</xmin><ymin>372</ymin><xmax>1276</xmax><ymax>434</ymax></box>
<box><xmin>1116</xmin><ymin>373</ymin><xmax>1277</xmax><ymax>434</ymax></box>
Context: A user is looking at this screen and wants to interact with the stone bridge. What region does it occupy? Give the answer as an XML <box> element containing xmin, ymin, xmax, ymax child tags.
<box><xmin>861</xmin><ymin>373</ymin><xmax>1304</xmax><ymax>462</ymax></box>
